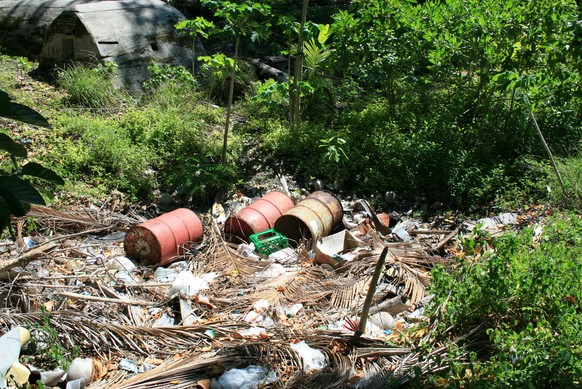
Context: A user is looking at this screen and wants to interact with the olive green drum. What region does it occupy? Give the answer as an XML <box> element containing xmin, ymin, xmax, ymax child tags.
<box><xmin>274</xmin><ymin>191</ymin><xmax>343</xmax><ymax>246</ymax></box>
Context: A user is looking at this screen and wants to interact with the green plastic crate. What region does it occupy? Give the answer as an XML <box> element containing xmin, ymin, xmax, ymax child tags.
<box><xmin>249</xmin><ymin>229</ymin><xmax>288</xmax><ymax>255</ymax></box>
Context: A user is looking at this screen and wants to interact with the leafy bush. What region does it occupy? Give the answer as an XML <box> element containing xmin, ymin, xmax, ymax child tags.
<box><xmin>0</xmin><ymin>89</ymin><xmax>63</xmax><ymax>236</ymax></box>
<box><xmin>199</xmin><ymin>54</ymin><xmax>257</xmax><ymax>102</ymax></box>
<box><xmin>142</xmin><ymin>63</ymin><xmax>197</xmax><ymax>93</ymax></box>
<box><xmin>427</xmin><ymin>215</ymin><xmax>582</xmax><ymax>387</ymax></box>
<box><xmin>531</xmin><ymin>156</ymin><xmax>582</xmax><ymax>210</ymax></box>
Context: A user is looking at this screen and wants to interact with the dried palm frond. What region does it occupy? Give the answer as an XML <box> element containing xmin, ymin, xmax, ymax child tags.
<box><xmin>88</xmin><ymin>370</ymin><xmax>126</xmax><ymax>389</ymax></box>
<box><xmin>329</xmin><ymin>276</ymin><xmax>371</xmax><ymax>309</ymax></box>
<box><xmin>198</xmin><ymin>223</ymin><xmax>268</xmax><ymax>277</ymax></box>
<box><xmin>26</xmin><ymin>205</ymin><xmax>132</xmax><ymax>235</ymax></box>
<box><xmin>0</xmin><ymin>311</ymin><xmax>237</xmax><ymax>356</ymax></box>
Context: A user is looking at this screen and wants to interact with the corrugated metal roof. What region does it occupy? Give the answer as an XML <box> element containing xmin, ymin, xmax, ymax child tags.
<box><xmin>67</xmin><ymin>1</ymin><xmax>184</xmax><ymax>58</ymax></box>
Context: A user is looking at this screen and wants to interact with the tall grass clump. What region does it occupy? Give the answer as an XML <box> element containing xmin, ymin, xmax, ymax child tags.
<box><xmin>57</xmin><ymin>62</ymin><xmax>127</xmax><ymax>108</ymax></box>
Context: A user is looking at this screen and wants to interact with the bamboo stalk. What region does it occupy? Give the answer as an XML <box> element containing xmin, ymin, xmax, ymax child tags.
<box><xmin>527</xmin><ymin>104</ymin><xmax>570</xmax><ymax>202</ymax></box>
<box><xmin>355</xmin><ymin>246</ymin><xmax>389</xmax><ymax>338</ymax></box>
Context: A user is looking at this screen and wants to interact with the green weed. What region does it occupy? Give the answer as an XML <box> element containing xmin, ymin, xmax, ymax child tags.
<box><xmin>21</xmin><ymin>311</ymin><xmax>80</xmax><ymax>370</ymax></box>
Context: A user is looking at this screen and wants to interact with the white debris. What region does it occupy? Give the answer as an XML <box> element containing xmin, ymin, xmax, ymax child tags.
<box><xmin>290</xmin><ymin>341</ymin><xmax>326</xmax><ymax>372</ymax></box>
<box><xmin>211</xmin><ymin>365</ymin><xmax>276</xmax><ymax>389</ymax></box>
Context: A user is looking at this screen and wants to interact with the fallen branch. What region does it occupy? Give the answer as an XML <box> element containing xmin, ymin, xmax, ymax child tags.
<box><xmin>356</xmin><ymin>246</ymin><xmax>389</xmax><ymax>338</ymax></box>
<box><xmin>431</xmin><ymin>227</ymin><xmax>460</xmax><ymax>252</ymax></box>
<box><xmin>59</xmin><ymin>292</ymin><xmax>158</xmax><ymax>306</ymax></box>
<box><xmin>409</xmin><ymin>229</ymin><xmax>451</xmax><ymax>235</ymax></box>
<box><xmin>0</xmin><ymin>242</ymin><xmax>58</xmax><ymax>273</ymax></box>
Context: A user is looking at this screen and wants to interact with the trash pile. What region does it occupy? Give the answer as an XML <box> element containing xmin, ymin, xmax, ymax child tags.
<box><xmin>0</xmin><ymin>189</ymin><xmax>533</xmax><ymax>388</ymax></box>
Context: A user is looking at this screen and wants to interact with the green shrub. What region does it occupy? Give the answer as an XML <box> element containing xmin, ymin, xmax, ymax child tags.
<box><xmin>117</xmin><ymin>102</ymin><xmax>236</xmax><ymax>203</ymax></box>
<box><xmin>427</xmin><ymin>214</ymin><xmax>582</xmax><ymax>387</ymax></box>
<box><xmin>50</xmin><ymin>114</ymin><xmax>158</xmax><ymax>198</ymax></box>
<box><xmin>142</xmin><ymin>63</ymin><xmax>197</xmax><ymax>93</ymax></box>
<box><xmin>531</xmin><ymin>155</ymin><xmax>582</xmax><ymax>210</ymax></box>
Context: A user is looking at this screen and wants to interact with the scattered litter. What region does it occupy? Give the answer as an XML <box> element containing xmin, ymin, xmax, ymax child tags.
<box><xmin>237</xmin><ymin>326</ymin><xmax>266</xmax><ymax>338</ymax></box>
<box><xmin>392</xmin><ymin>227</ymin><xmax>411</xmax><ymax>242</ymax></box>
<box><xmin>114</xmin><ymin>270</ymin><xmax>137</xmax><ymax>283</ymax></box>
<box><xmin>153</xmin><ymin>267</ymin><xmax>179</xmax><ymax>283</ymax></box>
<box><xmin>37</xmin><ymin>367</ymin><xmax>66</xmax><ymax>386</ymax></box>
<box><xmin>211</xmin><ymin>365</ymin><xmax>276</xmax><ymax>389</ymax></box>
<box><xmin>66</xmin><ymin>357</ymin><xmax>94</xmax><ymax>386</ymax></box>
<box><xmin>153</xmin><ymin>311</ymin><xmax>175</xmax><ymax>327</ymax></box>
<box><xmin>290</xmin><ymin>341</ymin><xmax>326</xmax><ymax>372</ymax></box>
<box><xmin>0</xmin><ymin>326</ymin><xmax>30</xmax><ymax>388</ymax></box>
<box><xmin>478</xmin><ymin>212</ymin><xmax>518</xmax><ymax>229</ymax></box>
<box><xmin>118</xmin><ymin>358</ymin><xmax>139</xmax><ymax>374</ymax></box>
<box><xmin>1</xmin><ymin>190</ymin><xmax>520</xmax><ymax>387</ymax></box>
<box><xmin>254</xmin><ymin>263</ymin><xmax>286</xmax><ymax>278</ymax></box>
<box><xmin>66</xmin><ymin>378</ymin><xmax>83</xmax><ymax>389</ymax></box>
<box><xmin>315</xmin><ymin>229</ymin><xmax>366</xmax><ymax>267</ymax></box>
<box><xmin>369</xmin><ymin>311</ymin><xmax>396</xmax><ymax>330</ymax></box>
<box><xmin>5</xmin><ymin>362</ymin><xmax>30</xmax><ymax>387</ymax></box>
<box><xmin>249</xmin><ymin>229</ymin><xmax>288</xmax><ymax>256</ymax></box>
<box><xmin>168</xmin><ymin>271</ymin><xmax>217</xmax><ymax>297</ymax></box>
<box><xmin>22</xmin><ymin>236</ymin><xmax>35</xmax><ymax>248</ymax></box>
<box><xmin>204</xmin><ymin>329</ymin><xmax>217</xmax><ymax>339</ymax></box>
<box><xmin>268</xmin><ymin>247</ymin><xmax>299</xmax><ymax>265</ymax></box>
<box><xmin>107</xmin><ymin>256</ymin><xmax>136</xmax><ymax>272</ymax></box>
<box><xmin>179</xmin><ymin>298</ymin><xmax>198</xmax><ymax>325</ymax></box>
<box><xmin>237</xmin><ymin>243</ymin><xmax>259</xmax><ymax>259</ymax></box>
<box><xmin>405</xmin><ymin>307</ymin><xmax>427</xmax><ymax>322</ymax></box>
<box><xmin>243</xmin><ymin>300</ymin><xmax>270</xmax><ymax>324</ymax></box>
<box><xmin>286</xmin><ymin>303</ymin><xmax>303</xmax><ymax>317</ymax></box>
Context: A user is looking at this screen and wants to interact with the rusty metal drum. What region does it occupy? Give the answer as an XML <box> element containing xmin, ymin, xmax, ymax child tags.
<box><xmin>274</xmin><ymin>191</ymin><xmax>343</xmax><ymax>246</ymax></box>
<box><xmin>124</xmin><ymin>208</ymin><xmax>203</xmax><ymax>266</ymax></box>
<box><xmin>225</xmin><ymin>191</ymin><xmax>295</xmax><ymax>241</ymax></box>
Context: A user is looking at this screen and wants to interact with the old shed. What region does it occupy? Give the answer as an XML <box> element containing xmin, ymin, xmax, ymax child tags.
<box><xmin>0</xmin><ymin>0</ymin><xmax>104</xmax><ymax>57</ymax></box>
<box><xmin>0</xmin><ymin>0</ymin><xmax>192</xmax><ymax>94</ymax></box>
<box><xmin>39</xmin><ymin>0</ymin><xmax>192</xmax><ymax>93</ymax></box>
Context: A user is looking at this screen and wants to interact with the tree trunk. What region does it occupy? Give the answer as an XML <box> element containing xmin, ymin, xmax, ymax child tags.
<box><xmin>290</xmin><ymin>0</ymin><xmax>309</xmax><ymax>132</ymax></box>
<box><xmin>222</xmin><ymin>36</ymin><xmax>239</xmax><ymax>165</ymax></box>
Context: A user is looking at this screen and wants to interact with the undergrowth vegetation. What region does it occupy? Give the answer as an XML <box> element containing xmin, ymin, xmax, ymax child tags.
<box><xmin>0</xmin><ymin>0</ymin><xmax>579</xmax><ymax>210</ymax></box>
<box><xmin>426</xmin><ymin>214</ymin><xmax>582</xmax><ymax>387</ymax></box>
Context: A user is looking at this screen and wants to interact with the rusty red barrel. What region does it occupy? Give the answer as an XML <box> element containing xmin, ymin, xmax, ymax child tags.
<box><xmin>225</xmin><ymin>191</ymin><xmax>294</xmax><ymax>240</ymax></box>
<box><xmin>124</xmin><ymin>208</ymin><xmax>203</xmax><ymax>266</ymax></box>
<box><xmin>274</xmin><ymin>191</ymin><xmax>343</xmax><ymax>246</ymax></box>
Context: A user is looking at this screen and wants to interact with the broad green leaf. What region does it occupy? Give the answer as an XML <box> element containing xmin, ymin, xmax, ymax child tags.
<box><xmin>0</xmin><ymin>195</ymin><xmax>11</xmax><ymax>233</ymax></box>
<box><xmin>0</xmin><ymin>90</ymin><xmax>51</xmax><ymax>129</ymax></box>
<box><xmin>0</xmin><ymin>176</ymin><xmax>45</xmax><ymax>205</ymax></box>
<box><xmin>21</xmin><ymin>162</ymin><xmax>65</xmax><ymax>185</ymax></box>
<box><xmin>0</xmin><ymin>132</ymin><xmax>27</xmax><ymax>158</ymax></box>
<box><xmin>0</xmin><ymin>188</ymin><xmax>30</xmax><ymax>216</ymax></box>
<box><xmin>317</xmin><ymin>24</ymin><xmax>331</xmax><ymax>45</ymax></box>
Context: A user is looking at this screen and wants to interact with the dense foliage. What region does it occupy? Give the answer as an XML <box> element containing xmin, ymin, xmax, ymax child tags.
<box><xmin>258</xmin><ymin>0</ymin><xmax>580</xmax><ymax>207</ymax></box>
<box><xmin>2</xmin><ymin>0</ymin><xmax>576</xmax><ymax>210</ymax></box>
<box><xmin>427</xmin><ymin>214</ymin><xmax>582</xmax><ymax>387</ymax></box>
<box><xmin>0</xmin><ymin>89</ymin><xmax>63</xmax><ymax>236</ymax></box>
